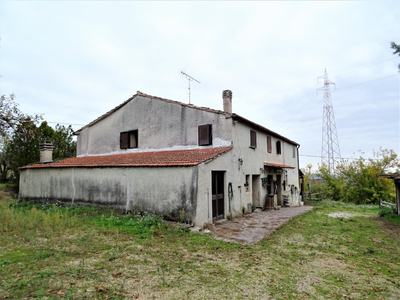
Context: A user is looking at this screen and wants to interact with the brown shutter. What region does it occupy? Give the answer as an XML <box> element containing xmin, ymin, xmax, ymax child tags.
<box><xmin>250</xmin><ymin>130</ymin><xmax>257</xmax><ymax>149</ymax></box>
<box><xmin>120</xmin><ymin>132</ymin><xmax>129</xmax><ymax>149</ymax></box>
<box><xmin>267</xmin><ymin>136</ymin><xmax>272</xmax><ymax>153</ymax></box>
<box><xmin>198</xmin><ymin>124</ymin><xmax>212</xmax><ymax>146</ymax></box>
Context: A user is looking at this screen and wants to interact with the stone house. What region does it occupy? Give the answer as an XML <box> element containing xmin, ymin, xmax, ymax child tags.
<box><xmin>19</xmin><ymin>90</ymin><xmax>301</xmax><ymax>226</ymax></box>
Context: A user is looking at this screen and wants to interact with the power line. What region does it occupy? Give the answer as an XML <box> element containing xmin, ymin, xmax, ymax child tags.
<box><xmin>270</xmin><ymin>83</ymin><xmax>318</xmax><ymax>128</ymax></box>
<box><xmin>300</xmin><ymin>154</ymin><xmax>385</xmax><ymax>161</ymax></box>
<box><xmin>275</xmin><ymin>94</ymin><xmax>319</xmax><ymax>133</ymax></box>
<box><xmin>47</xmin><ymin>122</ymin><xmax>85</xmax><ymax>126</ymax></box>
<box><xmin>272</xmin><ymin>59</ymin><xmax>398</xmax><ymax>131</ymax></box>
<box><xmin>336</xmin><ymin>73</ymin><xmax>399</xmax><ymax>91</ymax></box>
<box><xmin>331</xmin><ymin>57</ymin><xmax>398</xmax><ymax>79</ymax></box>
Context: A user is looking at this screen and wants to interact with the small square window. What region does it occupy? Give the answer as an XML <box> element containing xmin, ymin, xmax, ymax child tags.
<box><xmin>120</xmin><ymin>130</ymin><xmax>138</xmax><ymax>149</ymax></box>
<box><xmin>250</xmin><ymin>130</ymin><xmax>257</xmax><ymax>149</ymax></box>
<box><xmin>198</xmin><ymin>124</ymin><xmax>212</xmax><ymax>146</ymax></box>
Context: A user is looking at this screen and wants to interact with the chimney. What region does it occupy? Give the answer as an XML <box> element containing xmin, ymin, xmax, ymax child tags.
<box><xmin>223</xmin><ymin>90</ymin><xmax>232</xmax><ymax>113</ymax></box>
<box><xmin>39</xmin><ymin>140</ymin><xmax>53</xmax><ymax>164</ymax></box>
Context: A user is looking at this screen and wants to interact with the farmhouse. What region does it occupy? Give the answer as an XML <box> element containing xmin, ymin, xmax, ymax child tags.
<box><xmin>19</xmin><ymin>90</ymin><xmax>301</xmax><ymax>226</ymax></box>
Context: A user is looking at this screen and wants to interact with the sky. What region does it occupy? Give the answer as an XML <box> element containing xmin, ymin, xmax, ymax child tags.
<box><xmin>0</xmin><ymin>1</ymin><xmax>399</xmax><ymax>171</ymax></box>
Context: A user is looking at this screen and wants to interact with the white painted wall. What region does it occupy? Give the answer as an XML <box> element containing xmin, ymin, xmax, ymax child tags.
<box><xmin>76</xmin><ymin>95</ymin><xmax>233</xmax><ymax>156</ymax></box>
<box><xmin>19</xmin><ymin>166</ymin><xmax>198</xmax><ymax>223</ymax></box>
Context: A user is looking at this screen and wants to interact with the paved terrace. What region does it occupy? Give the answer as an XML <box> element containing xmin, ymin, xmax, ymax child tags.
<box><xmin>209</xmin><ymin>206</ymin><xmax>313</xmax><ymax>245</ymax></box>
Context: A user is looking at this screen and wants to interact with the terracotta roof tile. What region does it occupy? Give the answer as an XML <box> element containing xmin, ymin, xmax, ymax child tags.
<box><xmin>20</xmin><ymin>147</ymin><xmax>232</xmax><ymax>170</ymax></box>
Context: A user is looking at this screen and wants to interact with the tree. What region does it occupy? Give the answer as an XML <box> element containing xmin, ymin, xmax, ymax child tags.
<box><xmin>0</xmin><ymin>139</ymin><xmax>10</xmax><ymax>183</ymax></box>
<box><xmin>2</xmin><ymin>121</ymin><xmax>76</xmax><ymax>184</ymax></box>
<box><xmin>3</xmin><ymin>120</ymin><xmax>39</xmax><ymax>184</ymax></box>
<box><xmin>0</xmin><ymin>93</ymin><xmax>42</xmax><ymax>138</ymax></box>
<box><xmin>317</xmin><ymin>148</ymin><xmax>399</xmax><ymax>204</ymax></box>
<box><xmin>391</xmin><ymin>42</ymin><xmax>400</xmax><ymax>72</ymax></box>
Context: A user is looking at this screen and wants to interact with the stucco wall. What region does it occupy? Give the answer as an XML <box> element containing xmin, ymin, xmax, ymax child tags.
<box><xmin>230</xmin><ymin>120</ymin><xmax>300</xmax><ymax>208</ymax></box>
<box><xmin>76</xmin><ymin>95</ymin><xmax>233</xmax><ymax>156</ymax></box>
<box><xmin>19</xmin><ymin>166</ymin><xmax>198</xmax><ymax>222</ymax></box>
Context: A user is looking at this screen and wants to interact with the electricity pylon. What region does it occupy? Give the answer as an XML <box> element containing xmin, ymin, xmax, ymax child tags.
<box><xmin>317</xmin><ymin>69</ymin><xmax>341</xmax><ymax>170</ymax></box>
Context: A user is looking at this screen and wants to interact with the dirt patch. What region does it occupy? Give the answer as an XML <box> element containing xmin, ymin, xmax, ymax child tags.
<box><xmin>374</xmin><ymin>216</ymin><xmax>400</xmax><ymax>240</ymax></box>
<box><xmin>326</xmin><ymin>212</ymin><xmax>371</xmax><ymax>218</ymax></box>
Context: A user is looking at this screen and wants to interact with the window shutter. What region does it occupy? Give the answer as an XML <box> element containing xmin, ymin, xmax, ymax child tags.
<box><xmin>120</xmin><ymin>132</ymin><xmax>129</xmax><ymax>149</ymax></box>
<box><xmin>250</xmin><ymin>130</ymin><xmax>257</xmax><ymax>149</ymax></box>
<box><xmin>267</xmin><ymin>136</ymin><xmax>272</xmax><ymax>153</ymax></box>
<box><xmin>198</xmin><ymin>124</ymin><xmax>212</xmax><ymax>146</ymax></box>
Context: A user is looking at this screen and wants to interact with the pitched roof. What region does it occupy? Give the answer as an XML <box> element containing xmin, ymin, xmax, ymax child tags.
<box><xmin>73</xmin><ymin>91</ymin><xmax>225</xmax><ymax>135</ymax></box>
<box><xmin>73</xmin><ymin>91</ymin><xmax>298</xmax><ymax>145</ymax></box>
<box><xmin>20</xmin><ymin>147</ymin><xmax>232</xmax><ymax>170</ymax></box>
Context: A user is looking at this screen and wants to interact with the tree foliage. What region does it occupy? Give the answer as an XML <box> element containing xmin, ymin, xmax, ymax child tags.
<box><xmin>316</xmin><ymin>148</ymin><xmax>399</xmax><ymax>205</ymax></box>
<box><xmin>391</xmin><ymin>41</ymin><xmax>400</xmax><ymax>72</ymax></box>
<box><xmin>0</xmin><ymin>93</ymin><xmax>42</xmax><ymax>138</ymax></box>
<box><xmin>1</xmin><ymin>121</ymin><xmax>76</xmax><ymax>184</ymax></box>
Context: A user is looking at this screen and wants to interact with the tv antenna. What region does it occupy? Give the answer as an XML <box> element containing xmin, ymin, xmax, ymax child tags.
<box><xmin>181</xmin><ymin>71</ymin><xmax>200</xmax><ymax>104</ymax></box>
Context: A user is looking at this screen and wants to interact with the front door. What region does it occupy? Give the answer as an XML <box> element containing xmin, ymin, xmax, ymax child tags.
<box><xmin>212</xmin><ymin>171</ymin><xmax>224</xmax><ymax>222</ymax></box>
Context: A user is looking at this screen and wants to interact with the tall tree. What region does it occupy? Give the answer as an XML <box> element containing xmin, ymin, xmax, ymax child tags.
<box><xmin>0</xmin><ymin>94</ymin><xmax>42</xmax><ymax>138</ymax></box>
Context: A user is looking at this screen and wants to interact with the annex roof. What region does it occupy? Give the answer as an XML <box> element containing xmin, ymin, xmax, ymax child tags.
<box><xmin>20</xmin><ymin>147</ymin><xmax>232</xmax><ymax>170</ymax></box>
<box><xmin>73</xmin><ymin>91</ymin><xmax>298</xmax><ymax>146</ymax></box>
<box><xmin>264</xmin><ymin>162</ymin><xmax>295</xmax><ymax>169</ymax></box>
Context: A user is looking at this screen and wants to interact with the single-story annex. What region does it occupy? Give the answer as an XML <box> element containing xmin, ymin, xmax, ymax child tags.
<box><xmin>19</xmin><ymin>90</ymin><xmax>301</xmax><ymax>227</ymax></box>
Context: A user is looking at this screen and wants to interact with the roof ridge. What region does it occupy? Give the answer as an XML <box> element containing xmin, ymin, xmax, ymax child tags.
<box><xmin>74</xmin><ymin>91</ymin><xmax>226</xmax><ymax>135</ymax></box>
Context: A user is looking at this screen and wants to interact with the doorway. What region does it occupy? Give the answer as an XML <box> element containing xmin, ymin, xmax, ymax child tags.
<box><xmin>277</xmin><ymin>174</ymin><xmax>282</xmax><ymax>206</ymax></box>
<box><xmin>252</xmin><ymin>175</ymin><xmax>261</xmax><ymax>208</ymax></box>
<box><xmin>212</xmin><ymin>171</ymin><xmax>224</xmax><ymax>222</ymax></box>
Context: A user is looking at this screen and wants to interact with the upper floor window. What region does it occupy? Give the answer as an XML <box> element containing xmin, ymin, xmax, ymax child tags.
<box><xmin>276</xmin><ymin>140</ymin><xmax>281</xmax><ymax>155</ymax></box>
<box><xmin>267</xmin><ymin>136</ymin><xmax>272</xmax><ymax>153</ymax></box>
<box><xmin>198</xmin><ymin>124</ymin><xmax>212</xmax><ymax>146</ymax></box>
<box><xmin>250</xmin><ymin>130</ymin><xmax>257</xmax><ymax>149</ymax></box>
<box><xmin>120</xmin><ymin>130</ymin><xmax>138</xmax><ymax>149</ymax></box>
<box><xmin>293</xmin><ymin>146</ymin><xmax>296</xmax><ymax>158</ymax></box>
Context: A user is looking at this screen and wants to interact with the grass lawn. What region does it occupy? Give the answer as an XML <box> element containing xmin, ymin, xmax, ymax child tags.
<box><xmin>0</xmin><ymin>187</ymin><xmax>399</xmax><ymax>299</ymax></box>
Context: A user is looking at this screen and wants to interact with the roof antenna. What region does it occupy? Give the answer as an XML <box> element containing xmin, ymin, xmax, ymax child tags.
<box><xmin>181</xmin><ymin>71</ymin><xmax>200</xmax><ymax>104</ymax></box>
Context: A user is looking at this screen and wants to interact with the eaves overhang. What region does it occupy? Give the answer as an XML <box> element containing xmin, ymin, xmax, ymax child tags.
<box><xmin>232</xmin><ymin>113</ymin><xmax>299</xmax><ymax>146</ymax></box>
<box><xmin>264</xmin><ymin>162</ymin><xmax>295</xmax><ymax>169</ymax></box>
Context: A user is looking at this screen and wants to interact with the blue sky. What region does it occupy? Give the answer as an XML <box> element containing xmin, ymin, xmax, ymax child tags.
<box><xmin>0</xmin><ymin>1</ymin><xmax>399</xmax><ymax>170</ymax></box>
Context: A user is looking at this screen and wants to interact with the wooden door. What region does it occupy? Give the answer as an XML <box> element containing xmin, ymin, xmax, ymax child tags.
<box><xmin>212</xmin><ymin>171</ymin><xmax>224</xmax><ymax>222</ymax></box>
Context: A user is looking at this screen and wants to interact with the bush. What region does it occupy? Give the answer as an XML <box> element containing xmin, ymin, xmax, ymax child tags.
<box><xmin>316</xmin><ymin>148</ymin><xmax>399</xmax><ymax>205</ymax></box>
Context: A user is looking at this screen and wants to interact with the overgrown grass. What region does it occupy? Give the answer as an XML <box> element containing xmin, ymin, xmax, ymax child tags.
<box><xmin>1</xmin><ymin>189</ymin><xmax>400</xmax><ymax>299</ymax></box>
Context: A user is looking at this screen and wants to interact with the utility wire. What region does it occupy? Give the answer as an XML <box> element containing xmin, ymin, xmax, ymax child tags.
<box><xmin>300</xmin><ymin>154</ymin><xmax>386</xmax><ymax>161</ymax></box>
<box><xmin>47</xmin><ymin>122</ymin><xmax>85</xmax><ymax>126</ymax></box>
<box><xmin>331</xmin><ymin>57</ymin><xmax>398</xmax><ymax>79</ymax></box>
<box><xmin>274</xmin><ymin>72</ymin><xmax>398</xmax><ymax>131</ymax></box>
<box><xmin>270</xmin><ymin>83</ymin><xmax>318</xmax><ymax>128</ymax></box>
<box><xmin>275</xmin><ymin>94</ymin><xmax>319</xmax><ymax>133</ymax></box>
<box><xmin>336</xmin><ymin>73</ymin><xmax>399</xmax><ymax>91</ymax></box>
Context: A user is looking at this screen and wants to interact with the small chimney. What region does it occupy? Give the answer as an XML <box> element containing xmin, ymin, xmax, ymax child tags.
<box><xmin>39</xmin><ymin>140</ymin><xmax>53</xmax><ymax>164</ymax></box>
<box><xmin>223</xmin><ymin>90</ymin><xmax>232</xmax><ymax>113</ymax></box>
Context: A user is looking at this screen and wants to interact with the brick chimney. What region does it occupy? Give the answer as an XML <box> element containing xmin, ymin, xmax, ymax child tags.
<box><xmin>223</xmin><ymin>90</ymin><xmax>232</xmax><ymax>113</ymax></box>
